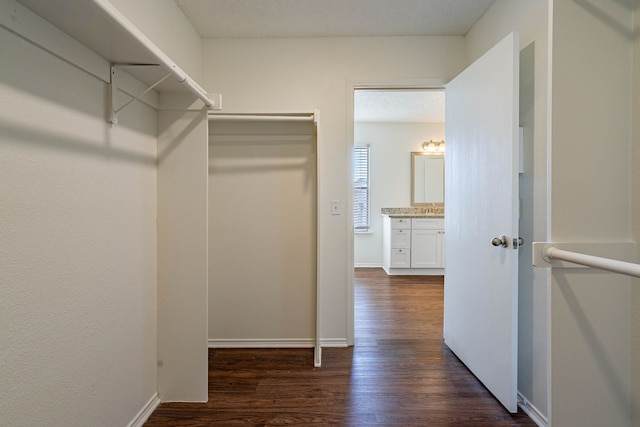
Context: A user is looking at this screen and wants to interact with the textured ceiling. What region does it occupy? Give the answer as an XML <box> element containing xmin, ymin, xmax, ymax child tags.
<box><xmin>175</xmin><ymin>0</ymin><xmax>495</xmax><ymax>39</ymax></box>
<box><xmin>355</xmin><ymin>90</ymin><xmax>445</xmax><ymax>123</ymax></box>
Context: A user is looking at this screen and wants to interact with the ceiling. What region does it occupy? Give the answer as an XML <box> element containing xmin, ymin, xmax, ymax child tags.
<box><xmin>175</xmin><ymin>0</ymin><xmax>495</xmax><ymax>39</ymax></box>
<box><xmin>354</xmin><ymin>89</ymin><xmax>445</xmax><ymax>123</ymax></box>
<box><xmin>175</xmin><ymin>0</ymin><xmax>494</xmax><ymax>122</ymax></box>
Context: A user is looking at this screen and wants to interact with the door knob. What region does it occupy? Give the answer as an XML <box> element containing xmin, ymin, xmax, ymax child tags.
<box><xmin>491</xmin><ymin>235</ymin><xmax>509</xmax><ymax>248</ymax></box>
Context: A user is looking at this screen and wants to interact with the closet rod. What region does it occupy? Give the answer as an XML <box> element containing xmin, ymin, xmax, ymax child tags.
<box><xmin>208</xmin><ymin>114</ymin><xmax>315</xmax><ymax>122</ymax></box>
<box><xmin>92</xmin><ymin>0</ymin><xmax>213</xmax><ymax>107</ymax></box>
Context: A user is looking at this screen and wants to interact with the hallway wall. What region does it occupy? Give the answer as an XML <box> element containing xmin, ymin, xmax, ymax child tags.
<box><xmin>202</xmin><ymin>36</ymin><xmax>466</xmax><ymax>342</ymax></box>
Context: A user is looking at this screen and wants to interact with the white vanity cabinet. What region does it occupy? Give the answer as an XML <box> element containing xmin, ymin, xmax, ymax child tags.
<box><xmin>411</xmin><ymin>218</ymin><xmax>445</xmax><ymax>269</ymax></box>
<box><xmin>382</xmin><ymin>216</ymin><xmax>444</xmax><ymax>275</ymax></box>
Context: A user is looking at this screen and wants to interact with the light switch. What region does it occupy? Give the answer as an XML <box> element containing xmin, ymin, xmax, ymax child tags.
<box><xmin>331</xmin><ymin>200</ymin><xmax>341</xmax><ymax>215</ymax></box>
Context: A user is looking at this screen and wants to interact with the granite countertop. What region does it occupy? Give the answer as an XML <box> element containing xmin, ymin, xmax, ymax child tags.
<box><xmin>381</xmin><ymin>207</ymin><xmax>444</xmax><ymax>218</ymax></box>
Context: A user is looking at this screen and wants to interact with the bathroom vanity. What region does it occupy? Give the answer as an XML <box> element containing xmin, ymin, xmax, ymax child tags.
<box><xmin>381</xmin><ymin>208</ymin><xmax>444</xmax><ymax>275</ymax></box>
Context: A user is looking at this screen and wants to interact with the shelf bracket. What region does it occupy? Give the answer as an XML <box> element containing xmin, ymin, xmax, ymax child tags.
<box><xmin>108</xmin><ymin>64</ymin><xmax>168</xmax><ymax>124</ymax></box>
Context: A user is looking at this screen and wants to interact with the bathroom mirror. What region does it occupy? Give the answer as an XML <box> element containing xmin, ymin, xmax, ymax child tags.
<box><xmin>411</xmin><ymin>152</ymin><xmax>444</xmax><ymax>206</ymax></box>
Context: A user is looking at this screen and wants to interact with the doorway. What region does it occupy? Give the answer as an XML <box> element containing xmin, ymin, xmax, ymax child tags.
<box><xmin>348</xmin><ymin>84</ymin><xmax>446</xmax><ymax>344</ymax></box>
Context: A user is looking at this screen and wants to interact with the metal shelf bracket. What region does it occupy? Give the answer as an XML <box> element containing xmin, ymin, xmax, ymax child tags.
<box><xmin>108</xmin><ymin>64</ymin><xmax>169</xmax><ymax>124</ymax></box>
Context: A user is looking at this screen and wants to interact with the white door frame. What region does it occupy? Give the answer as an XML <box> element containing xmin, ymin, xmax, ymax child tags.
<box><xmin>346</xmin><ymin>79</ymin><xmax>447</xmax><ymax>345</ymax></box>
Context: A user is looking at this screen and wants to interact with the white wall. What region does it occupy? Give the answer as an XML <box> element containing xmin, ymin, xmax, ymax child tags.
<box><xmin>465</xmin><ymin>0</ymin><xmax>549</xmax><ymax>421</ymax></box>
<box><xmin>548</xmin><ymin>0</ymin><xmax>633</xmax><ymax>425</ymax></box>
<box><xmin>633</xmin><ymin>2</ymin><xmax>640</xmax><ymax>424</ymax></box>
<box><xmin>157</xmin><ymin>108</ymin><xmax>209</xmax><ymax>402</ymax></box>
<box><xmin>0</xmin><ymin>16</ymin><xmax>158</xmax><ymax>427</ymax></box>
<box><xmin>202</xmin><ymin>36</ymin><xmax>466</xmax><ymax>342</ymax></box>
<box><xmin>354</xmin><ymin>122</ymin><xmax>444</xmax><ymax>267</ymax></box>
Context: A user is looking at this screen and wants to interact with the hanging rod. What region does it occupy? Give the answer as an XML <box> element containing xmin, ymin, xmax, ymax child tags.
<box><xmin>208</xmin><ymin>113</ymin><xmax>316</xmax><ymax>123</ymax></box>
<box><xmin>533</xmin><ymin>242</ymin><xmax>640</xmax><ymax>278</ymax></box>
<box><xmin>91</xmin><ymin>0</ymin><xmax>213</xmax><ymax>107</ymax></box>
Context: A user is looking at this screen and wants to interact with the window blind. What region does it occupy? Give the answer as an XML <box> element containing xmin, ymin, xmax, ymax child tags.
<box><xmin>353</xmin><ymin>146</ymin><xmax>370</xmax><ymax>231</ymax></box>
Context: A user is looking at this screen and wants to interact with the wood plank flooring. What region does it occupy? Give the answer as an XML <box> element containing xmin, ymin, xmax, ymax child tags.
<box><xmin>144</xmin><ymin>268</ymin><xmax>536</xmax><ymax>426</ymax></box>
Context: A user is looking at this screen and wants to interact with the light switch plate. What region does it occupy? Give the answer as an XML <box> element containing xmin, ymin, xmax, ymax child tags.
<box><xmin>331</xmin><ymin>200</ymin><xmax>341</xmax><ymax>215</ymax></box>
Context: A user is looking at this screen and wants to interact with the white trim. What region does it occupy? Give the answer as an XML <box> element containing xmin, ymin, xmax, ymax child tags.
<box><xmin>315</xmin><ymin>108</ymin><xmax>323</xmax><ymax>368</ymax></box>
<box><xmin>127</xmin><ymin>393</ymin><xmax>161</xmax><ymax>427</ymax></box>
<box><xmin>354</xmin><ymin>263</ymin><xmax>381</xmax><ymax>268</ymax></box>
<box><xmin>346</xmin><ymin>81</ymin><xmax>356</xmax><ymax>347</ymax></box>
<box><xmin>319</xmin><ymin>338</ymin><xmax>349</xmax><ymax>347</ymax></box>
<box><xmin>383</xmin><ymin>267</ymin><xmax>445</xmax><ymax>276</ymax></box>
<box><xmin>208</xmin><ymin>338</ymin><xmax>349</xmax><ymax>348</ymax></box>
<box><xmin>209</xmin><ymin>339</ymin><xmax>316</xmax><ymax>348</ymax></box>
<box><xmin>517</xmin><ymin>392</ymin><xmax>548</xmax><ymax>427</ymax></box>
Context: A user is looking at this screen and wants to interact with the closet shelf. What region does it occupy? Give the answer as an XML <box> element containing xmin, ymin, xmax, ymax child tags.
<box><xmin>16</xmin><ymin>0</ymin><xmax>215</xmax><ymax>108</ymax></box>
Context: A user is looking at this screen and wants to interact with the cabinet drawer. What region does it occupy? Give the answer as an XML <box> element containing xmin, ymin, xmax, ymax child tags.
<box><xmin>390</xmin><ymin>248</ymin><xmax>411</xmax><ymax>268</ymax></box>
<box><xmin>391</xmin><ymin>228</ymin><xmax>411</xmax><ymax>248</ymax></box>
<box><xmin>411</xmin><ymin>217</ymin><xmax>443</xmax><ymax>230</ymax></box>
<box><xmin>390</xmin><ymin>218</ymin><xmax>411</xmax><ymax>229</ymax></box>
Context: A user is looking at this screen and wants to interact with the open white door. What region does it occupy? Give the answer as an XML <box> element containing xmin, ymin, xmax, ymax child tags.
<box><xmin>444</xmin><ymin>32</ymin><xmax>519</xmax><ymax>412</ymax></box>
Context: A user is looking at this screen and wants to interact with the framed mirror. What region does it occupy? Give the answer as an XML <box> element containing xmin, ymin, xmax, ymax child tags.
<box><xmin>411</xmin><ymin>152</ymin><xmax>444</xmax><ymax>206</ymax></box>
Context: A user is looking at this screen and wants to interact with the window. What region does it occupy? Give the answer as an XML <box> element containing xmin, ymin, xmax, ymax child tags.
<box><xmin>353</xmin><ymin>146</ymin><xmax>370</xmax><ymax>232</ymax></box>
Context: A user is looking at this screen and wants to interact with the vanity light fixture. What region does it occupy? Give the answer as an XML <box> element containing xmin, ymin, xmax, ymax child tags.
<box><xmin>422</xmin><ymin>140</ymin><xmax>445</xmax><ymax>154</ymax></box>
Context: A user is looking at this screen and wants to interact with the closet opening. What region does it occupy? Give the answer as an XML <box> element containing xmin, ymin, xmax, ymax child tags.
<box><xmin>207</xmin><ymin>113</ymin><xmax>321</xmax><ymax>366</ymax></box>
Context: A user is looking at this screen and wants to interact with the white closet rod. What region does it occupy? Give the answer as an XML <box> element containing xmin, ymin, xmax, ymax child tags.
<box><xmin>209</xmin><ymin>114</ymin><xmax>315</xmax><ymax>122</ymax></box>
<box><xmin>92</xmin><ymin>0</ymin><xmax>213</xmax><ymax>107</ymax></box>
<box><xmin>541</xmin><ymin>244</ymin><xmax>640</xmax><ymax>278</ymax></box>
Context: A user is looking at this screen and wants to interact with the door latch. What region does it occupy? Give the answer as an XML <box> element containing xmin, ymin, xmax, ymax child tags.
<box><xmin>513</xmin><ymin>237</ymin><xmax>525</xmax><ymax>249</ymax></box>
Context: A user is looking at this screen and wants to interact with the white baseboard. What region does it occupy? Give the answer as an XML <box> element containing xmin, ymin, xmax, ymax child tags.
<box><xmin>319</xmin><ymin>338</ymin><xmax>349</xmax><ymax>347</ymax></box>
<box><xmin>127</xmin><ymin>392</ymin><xmax>161</xmax><ymax>427</ymax></box>
<box><xmin>209</xmin><ymin>338</ymin><xmax>316</xmax><ymax>348</ymax></box>
<box><xmin>383</xmin><ymin>267</ymin><xmax>445</xmax><ymax>276</ymax></box>
<box><xmin>354</xmin><ymin>263</ymin><xmax>381</xmax><ymax>268</ymax></box>
<box><xmin>517</xmin><ymin>392</ymin><xmax>548</xmax><ymax>427</ymax></box>
<box><xmin>208</xmin><ymin>338</ymin><xmax>350</xmax><ymax>348</ymax></box>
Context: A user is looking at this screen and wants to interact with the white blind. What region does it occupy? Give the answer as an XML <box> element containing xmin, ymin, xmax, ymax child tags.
<box><xmin>353</xmin><ymin>146</ymin><xmax>370</xmax><ymax>231</ymax></box>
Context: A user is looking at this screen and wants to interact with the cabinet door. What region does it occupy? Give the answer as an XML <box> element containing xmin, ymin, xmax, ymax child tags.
<box><xmin>390</xmin><ymin>248</ymin><xmax>411</xmax><ymax>268</ymax></box>
<box><xmin>411</xmin><ymin>229</ymin><xmax>441</xmax><ymax>268</ymax></box>
<box><xmin>391</xmin><ymin>228</ymin><xmax>411</xmax><ymax>248</ymax></box>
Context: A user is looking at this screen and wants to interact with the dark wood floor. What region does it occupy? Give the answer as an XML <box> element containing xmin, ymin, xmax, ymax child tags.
<box><xmin>144</xmin><ymin>268</ymin><xmax>536</xmax><ymax>426</ymax></box>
